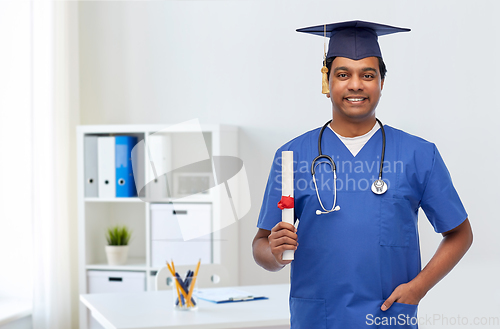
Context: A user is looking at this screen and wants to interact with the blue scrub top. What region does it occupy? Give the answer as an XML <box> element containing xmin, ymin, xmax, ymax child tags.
<box><xmin>257</xmin><ymin>125</ymin><xmax>467</xmax><ymax>329</ymax></box>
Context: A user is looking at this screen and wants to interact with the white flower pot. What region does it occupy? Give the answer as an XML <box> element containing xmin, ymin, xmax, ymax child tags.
<box><xmin>105</xmin><ymin>245</ymin><xmax>129</xmax><ymax>266</ymax></box>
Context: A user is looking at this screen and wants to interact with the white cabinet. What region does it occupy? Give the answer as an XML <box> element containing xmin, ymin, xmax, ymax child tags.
<box><xmin>77</xmin><ymin>124</ymin><xmax>239</xmax><ymax>329</ymax></box>
<box><xmin>87</xmin><ymin>271</ymin><xmax>147</xmax><ymax>329</ymax></box>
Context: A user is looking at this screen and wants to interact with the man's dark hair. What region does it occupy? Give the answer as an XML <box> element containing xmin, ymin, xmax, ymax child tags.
<box><xmin>325</xmin><ymin>56</ymin><xmax>387</xmax><ymax>80</ymax></box>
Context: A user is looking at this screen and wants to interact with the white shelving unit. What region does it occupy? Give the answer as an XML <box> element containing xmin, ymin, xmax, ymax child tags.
<box><xmin>77</xmin><ymin>124</ymin><xmax>240</xmax><ymax>329</ymax></box>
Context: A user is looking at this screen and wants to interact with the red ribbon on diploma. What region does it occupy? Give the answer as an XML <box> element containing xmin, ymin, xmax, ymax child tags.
<box><xmin>277</xmin><ymin>195</ymin><xmax>294</xmax><ymax>210</ymax></box>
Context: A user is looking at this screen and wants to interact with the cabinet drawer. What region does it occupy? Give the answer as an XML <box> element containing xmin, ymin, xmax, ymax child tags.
<box><xmin>151</xmin><ymin>203</ymin><xmax>212</xmax><ymax>240</ymax></box>
<box><xmin>87</xmin><ymin>270</ymin><xmax>145</xmax><ymax>294</ymax></box>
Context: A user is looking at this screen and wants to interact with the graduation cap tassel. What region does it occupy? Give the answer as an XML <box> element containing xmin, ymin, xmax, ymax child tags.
<box><xmin>321</xmin><ymin>63</ymin><xmax>329</xmax><ymax>94</ymax></box>
<box><xmin>321</xmin><ymin>24</ymin><xmax>329</xmax><ymax>94</ymax></box>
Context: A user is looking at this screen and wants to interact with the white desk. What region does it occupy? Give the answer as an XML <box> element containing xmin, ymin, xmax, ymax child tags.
<box><xmin>80</xmin><ymin>284</ymin><xmax>290</xmax><ymax>329</ymax></box>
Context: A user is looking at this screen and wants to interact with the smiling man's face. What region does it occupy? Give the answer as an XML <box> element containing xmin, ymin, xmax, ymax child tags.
<box><xmin>328</xmin><ymin>56</ymin><xmax>384</xmax><ymax>123</ymax></box>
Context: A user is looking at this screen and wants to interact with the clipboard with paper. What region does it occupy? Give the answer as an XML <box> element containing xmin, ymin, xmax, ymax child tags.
<box><xmin>194</xmin><ymin>287</ymin><xmax>269</xmax><ymax>304</ymax></box>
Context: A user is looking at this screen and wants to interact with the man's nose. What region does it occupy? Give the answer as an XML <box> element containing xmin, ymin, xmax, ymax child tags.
<box><xmin>347</xmin><ymin>75</ymin><xmax>363</xmax><ymax>91</ymax></box>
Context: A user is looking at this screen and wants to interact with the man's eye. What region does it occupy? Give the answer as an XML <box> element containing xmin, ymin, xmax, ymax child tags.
<box><xmin>364</xmin><ymin>74</ymin><xmax>374</xmax><ymax>79</ymax></box>
<box><xmin>337</xmin><ymin>73</ymin><xmax>348</xmax><ymax>78</ymax></box>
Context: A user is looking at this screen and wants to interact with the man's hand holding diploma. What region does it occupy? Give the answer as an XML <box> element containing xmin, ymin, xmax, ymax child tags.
<box><xmin>268</xmin><ymin>221</ymin><xmax>299</xmax><ymax>267</ymax></box>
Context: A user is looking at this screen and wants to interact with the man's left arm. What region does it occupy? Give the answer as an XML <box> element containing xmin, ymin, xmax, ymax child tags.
<box><xmin>381</xmin><ymin>218</ymin><xmax>473</xmax><ymax>311</ymax></box>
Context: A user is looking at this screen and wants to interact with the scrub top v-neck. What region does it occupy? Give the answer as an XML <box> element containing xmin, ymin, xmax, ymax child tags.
<box><xmin>329</xmin><ymin>122</ymin><xmax>380</xmax><ymax>157</ymax></box>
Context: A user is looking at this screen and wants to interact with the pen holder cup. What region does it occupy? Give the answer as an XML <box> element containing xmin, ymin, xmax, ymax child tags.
<box><xmin>172</xmin><ymin>276</ymin><xmax>198</xmax><ymax>311</ymax></box>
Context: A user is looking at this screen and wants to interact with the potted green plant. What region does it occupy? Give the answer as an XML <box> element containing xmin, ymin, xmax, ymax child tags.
<box><xmin>105</xmin><ymin>225</ymin><xmax>132</xmax><ymax>265</ymax></box>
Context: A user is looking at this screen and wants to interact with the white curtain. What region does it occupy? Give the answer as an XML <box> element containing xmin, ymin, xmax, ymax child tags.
<box><xmin>32</xmin><ymin>1</ymin><xmax>79</xmax><ymax>328</ymax></box>
<box><xmin>0</xmin><ymin>0</ymin><xmax>33</xmax><ymax>305</ymax></box>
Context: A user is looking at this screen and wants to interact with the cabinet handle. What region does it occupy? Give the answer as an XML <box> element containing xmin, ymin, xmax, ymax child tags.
<box><xmin>109</xmin><ymin>277</ymin><xmax>123</xmax><ymax>282</ymax></box>
<box><xmin>173</xmin><ymin>210</ymin><xmax>187</xmax><ymax>215</ymax></box>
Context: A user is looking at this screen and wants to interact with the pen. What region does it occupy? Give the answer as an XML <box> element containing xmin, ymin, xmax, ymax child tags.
<box><xmin>175</xmin><ymin>271</ymin><xmax>196</xmax><ymax>306</ymax></box>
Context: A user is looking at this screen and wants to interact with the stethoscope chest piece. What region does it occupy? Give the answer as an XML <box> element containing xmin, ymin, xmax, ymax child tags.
<box><xmin>371</xmin><ymin>179</ymin><xmax>388</xmax><ymax>195</ymax></box>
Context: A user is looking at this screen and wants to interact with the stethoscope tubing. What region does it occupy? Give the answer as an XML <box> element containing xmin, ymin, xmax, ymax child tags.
<box><xmin>313</xmin><ymin>119</ymin><xmax>387</xmax><ymax>215</ymax></box>
<box><xmin>377</xmin><ymin>118</ymin><xmax>386</xmax><ymax>181</ymax></box>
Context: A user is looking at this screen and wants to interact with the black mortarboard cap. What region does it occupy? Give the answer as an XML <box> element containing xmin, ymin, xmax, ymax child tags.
<box><xmin>297</xmin><ymin>20</ymin><xmax>410</xmax><ymax>60</ymax></box>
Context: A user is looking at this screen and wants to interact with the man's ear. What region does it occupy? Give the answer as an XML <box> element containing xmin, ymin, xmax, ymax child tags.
<box><xmin>326</xmin><ymin>93</ymin><xmax>330</xmax><ymax>98</ymax></box>
<box><xmin>381</xmin><ymin>79</ymin><xmax>385</xmax><ymax>91</ymax></box>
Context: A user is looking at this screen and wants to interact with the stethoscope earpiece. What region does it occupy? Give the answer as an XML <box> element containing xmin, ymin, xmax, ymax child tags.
<box><xmin>316</xmin><ymin>205</ymin><xmax>341</xmax><ymax>216</ymax></box>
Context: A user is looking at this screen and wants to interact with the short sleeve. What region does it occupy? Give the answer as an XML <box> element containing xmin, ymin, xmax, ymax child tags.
<box><xmin>257</xmin><ymin>149</ymin><xmax>283</xmax><ymax>231</ymax></box>
<box><xmin>420</xmin><ymin>145</ymin><xmax>468</xmax><ymax>233</ymax></box>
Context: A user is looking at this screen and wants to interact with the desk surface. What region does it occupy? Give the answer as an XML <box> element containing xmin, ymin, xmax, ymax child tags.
<box><xmin>80</xmin><ymin>284</ymin><xmax>290</xmax><ymax>329</ymax></box>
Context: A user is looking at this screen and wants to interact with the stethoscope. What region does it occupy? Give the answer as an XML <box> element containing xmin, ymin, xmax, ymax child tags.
<box><xmin>312</xmin><ymin>119</ymin><xmax>387</xmax><ymax>215</ymax></box>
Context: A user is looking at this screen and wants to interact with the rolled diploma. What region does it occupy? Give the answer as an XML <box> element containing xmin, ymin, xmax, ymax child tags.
<box><xmin>281</xmin><ymin>151</ymin><xmax>295</xmax><ymax>261</ymax></box>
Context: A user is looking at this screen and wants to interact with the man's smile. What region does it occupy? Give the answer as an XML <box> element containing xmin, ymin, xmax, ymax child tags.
<box><xmin>344</xmin><ymin>96</ymin><xmax>368</xmax><ymax>104</ymax></box>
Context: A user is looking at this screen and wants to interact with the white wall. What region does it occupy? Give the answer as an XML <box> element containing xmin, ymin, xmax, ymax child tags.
<box><xmin>78</xmin><ymin>0</ymin><xmax>499</xmax><ymax>292</ymax></box>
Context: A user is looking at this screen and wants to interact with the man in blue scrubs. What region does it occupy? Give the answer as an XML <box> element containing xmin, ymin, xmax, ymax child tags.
<box><xmin>252</xmin><ymin>21</ymin><xmax>473</xmax><ymax>328</ymax></box>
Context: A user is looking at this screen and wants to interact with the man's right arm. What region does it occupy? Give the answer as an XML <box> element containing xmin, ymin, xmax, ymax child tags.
<box><xmin>252</xmin><ymin>222</ymin><xmax>298</xmax><ymax>272</ymax></box>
